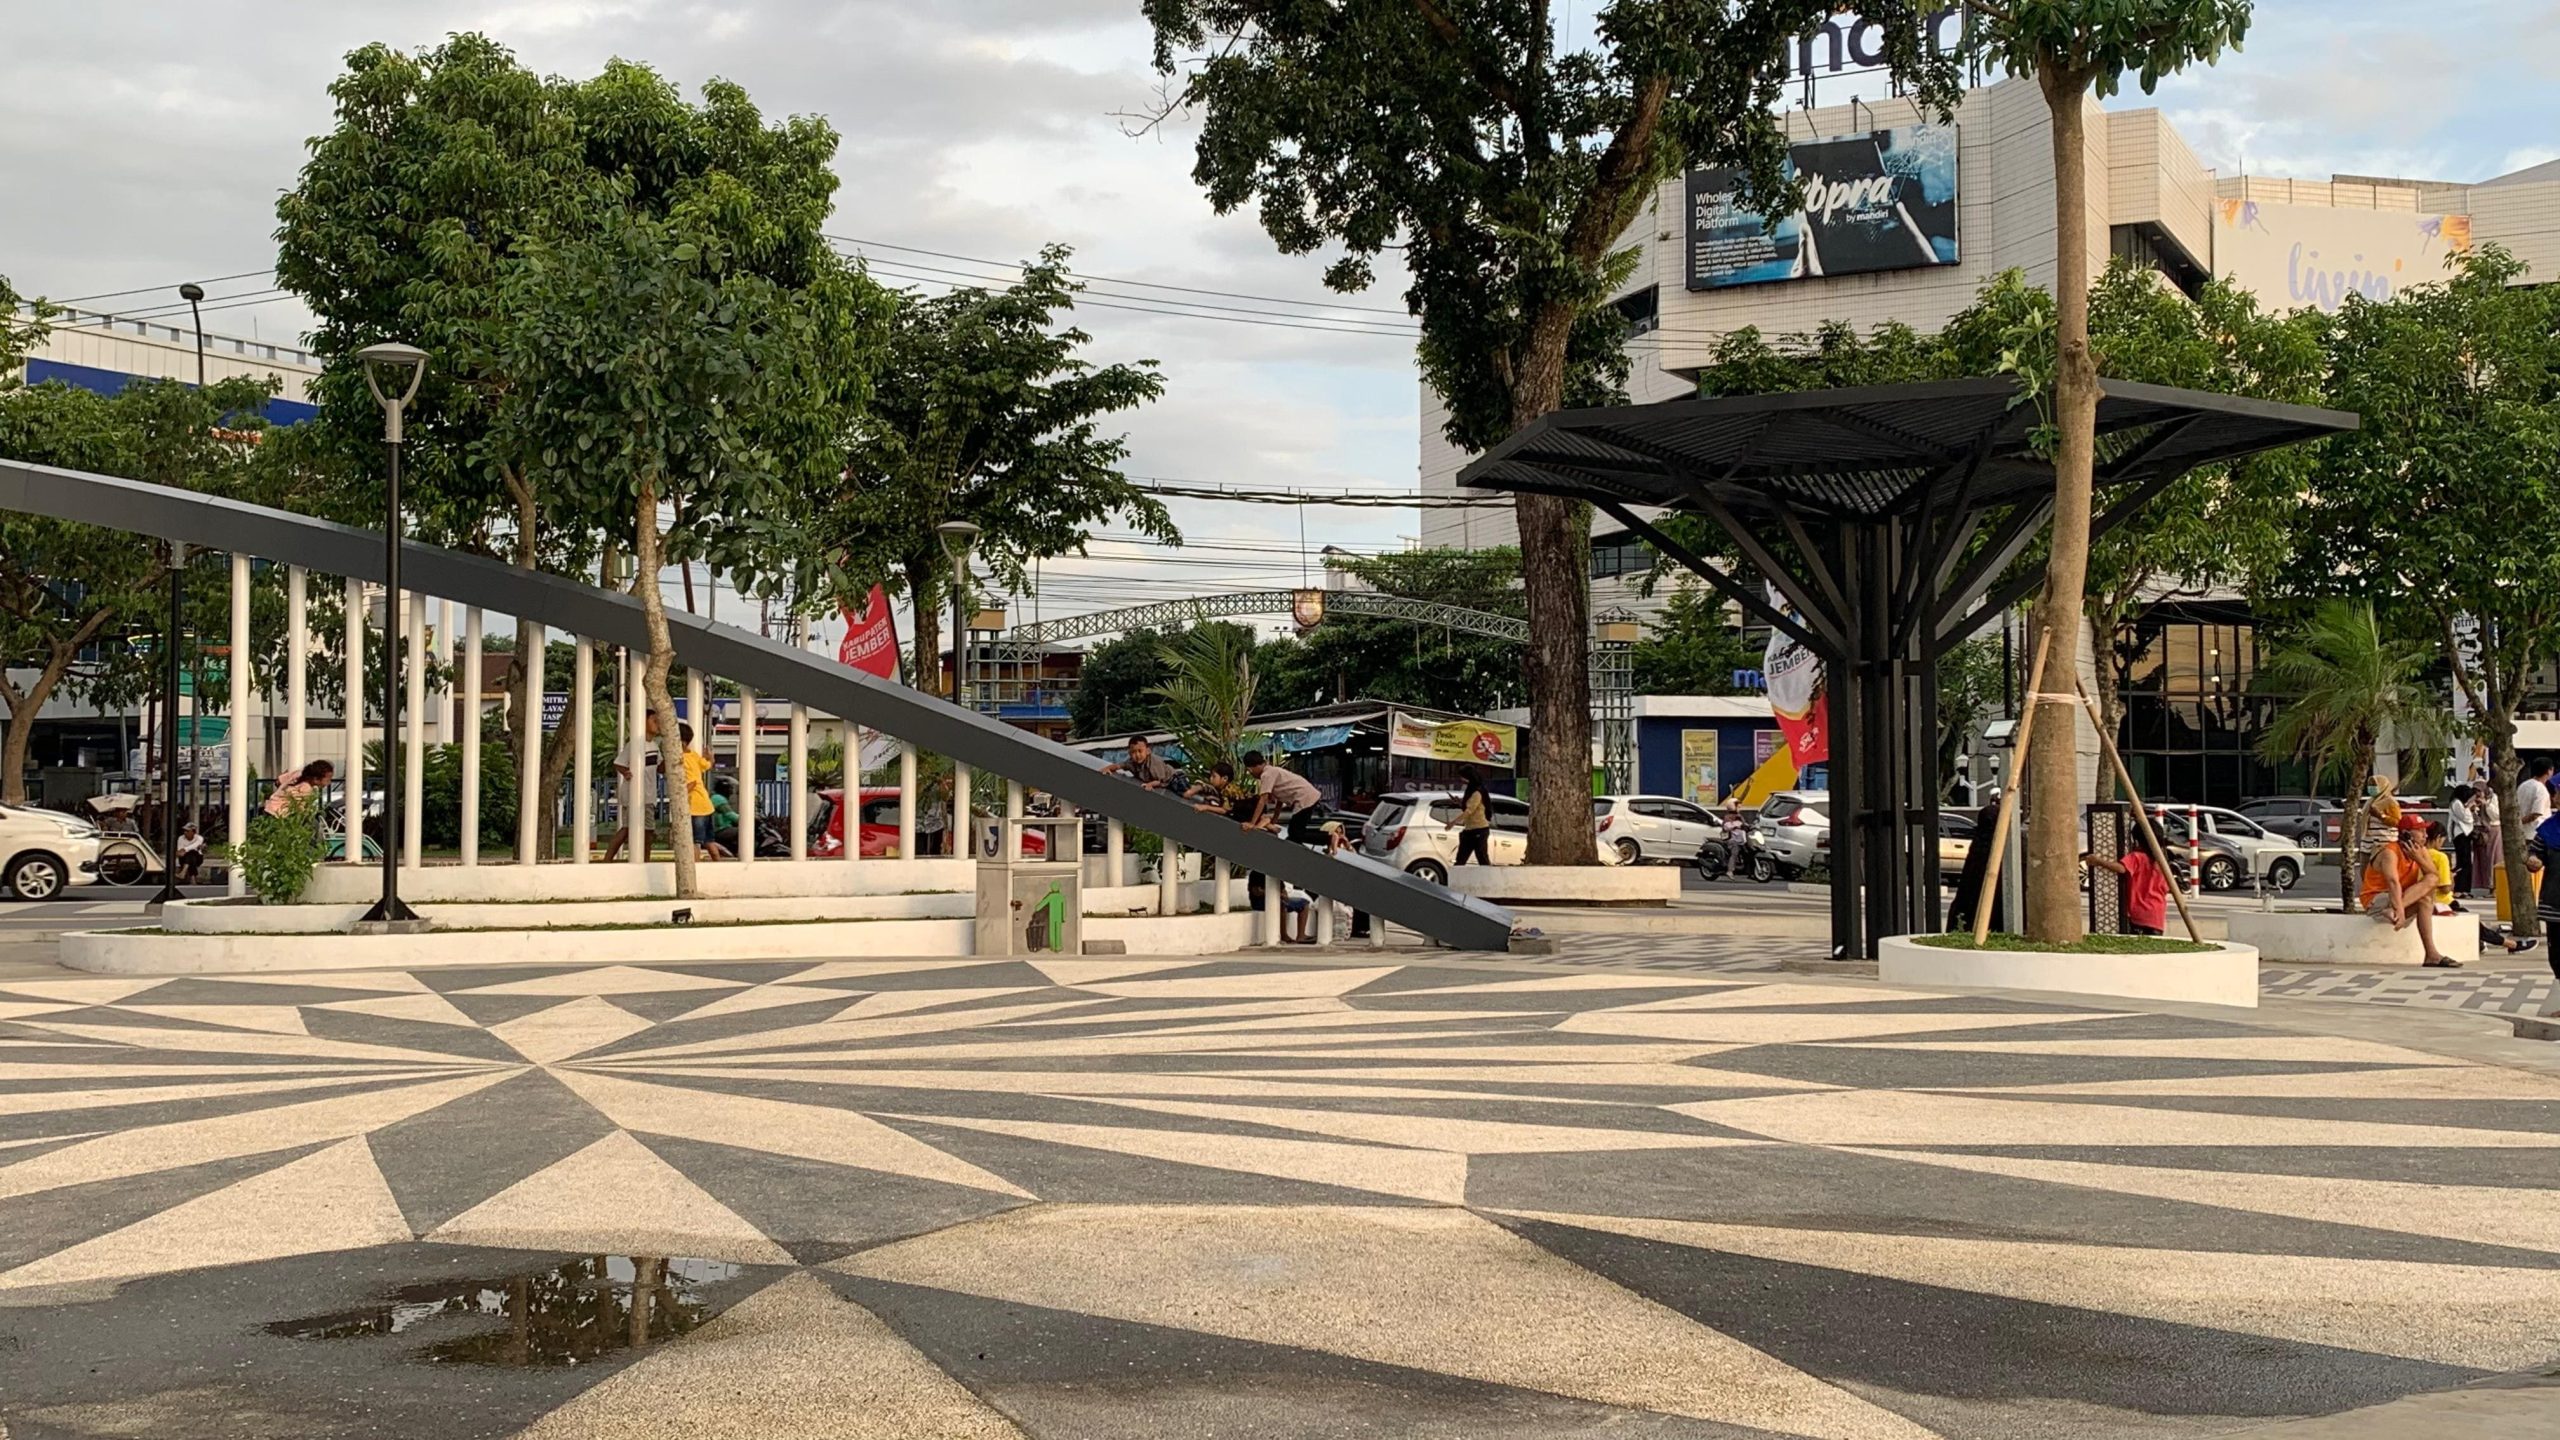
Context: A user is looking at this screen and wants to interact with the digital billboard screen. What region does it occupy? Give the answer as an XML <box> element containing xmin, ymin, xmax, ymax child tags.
<box><xmin>1685</xmin><ymin>124</ymin><xmax>1959</xmax><ymax>290</ymax></box>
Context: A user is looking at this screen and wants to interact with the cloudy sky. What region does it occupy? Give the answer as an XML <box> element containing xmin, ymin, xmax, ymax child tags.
<box><xmin>3</xmin><ymin>0</ymin><xmax>2550</xmax><ymax>639</ymax></box>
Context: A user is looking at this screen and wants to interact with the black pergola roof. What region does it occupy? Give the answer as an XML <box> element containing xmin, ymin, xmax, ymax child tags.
<box><xmin>1457</xmin><ymin>376</ymin><xmax>2356</xmax><ymax>520</ymax></box>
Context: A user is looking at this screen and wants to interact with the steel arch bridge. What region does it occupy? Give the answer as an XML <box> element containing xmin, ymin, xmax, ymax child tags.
<box><xmin>992</xmin><ymin>590</ymin><xmax>1636</xmax><ymax>789</ymax></box>
<box><xmin>1008</xmin><ymin>590</ymin><xmax>1531</xmax><ymax>645</ymax></box>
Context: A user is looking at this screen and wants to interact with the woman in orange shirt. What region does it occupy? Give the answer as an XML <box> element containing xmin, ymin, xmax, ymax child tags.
<box><xmin>2363</xmin><ymin>813</ymin><xmax>2457</xmax><ymax>967</ymax></box>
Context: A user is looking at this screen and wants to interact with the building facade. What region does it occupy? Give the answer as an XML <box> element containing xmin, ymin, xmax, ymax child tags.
<box><xmin>1419</xmin><ymin>76</ymin><xmax>2560</xmax><ymax>806</ymax></box>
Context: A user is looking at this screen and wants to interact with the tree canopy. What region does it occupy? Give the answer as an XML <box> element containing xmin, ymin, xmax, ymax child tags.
<box><xmin>0</xmin><ymin>283</ymin><xmax>282</xmax><ymax>800</ymax></box>
<box><xmin>1629</xmin><ymin>586</ymin><xmax>1755</xmax><ymax>697</ymax></box>
<box><xmin>813</xmin><ymin>248</ymin><xmax>1172</xmax><ymax>683</ymax></box>
<box><xmin>1141</xmin><ymin>0</ymin><xmax>1960</xmax><ymax>863</ymax></box>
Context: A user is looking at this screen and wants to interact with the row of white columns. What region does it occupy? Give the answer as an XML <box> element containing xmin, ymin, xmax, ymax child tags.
<box><xmin>228</xmin><ymin>562</ymin><xmax>923</xmax><ymax>874</ymax></box>
<box><xmin>221</xmin><ymin>557</ymin><xmax>1352</xmax><ymax>946</ymax></box>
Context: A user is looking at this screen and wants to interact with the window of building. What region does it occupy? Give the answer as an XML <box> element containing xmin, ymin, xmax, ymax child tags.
<box><xmin>1590</xmin><ymin>530</ymin><xmax>1651</xmax><ymax>579</ymax></box>
<box><xmin>1613</xmin><ymin>286</ymin><xmax>1659</xmax><ymax>338</ymax></box>
<box><xmin>2109</xmin><ymin>223</ymin><xmax>2208</xmax><ymax>300</ymax></box>
<box><xmin>2113</xmin><ymin>603</ymin><xmax>2299</xmax><ymax>808</ymax></box>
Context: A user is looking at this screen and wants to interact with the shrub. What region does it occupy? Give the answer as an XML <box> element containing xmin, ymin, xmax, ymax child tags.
<box><xmin>237</xmin><ymin>794</ymin><xmax>330</xmax><ymax>903</ymax></box>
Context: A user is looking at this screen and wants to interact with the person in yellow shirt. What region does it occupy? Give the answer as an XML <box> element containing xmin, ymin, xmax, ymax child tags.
<box><xmin>677</xmin><ymin>722</ymin><xmax>724</xmax><ymax>860</ymax></box>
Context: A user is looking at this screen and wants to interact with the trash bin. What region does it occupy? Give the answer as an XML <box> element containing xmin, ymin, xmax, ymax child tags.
<box><xmin>2495</xmin><ymin>859</ymin><xmax>2543</xmax><ymax>922</ymax></box>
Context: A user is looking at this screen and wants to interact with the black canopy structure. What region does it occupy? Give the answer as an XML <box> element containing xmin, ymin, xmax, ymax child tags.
<box><xmin>1460</xmin><ymin>376</ymin><xmax>2357</xmax><ymax>958</ymax></box>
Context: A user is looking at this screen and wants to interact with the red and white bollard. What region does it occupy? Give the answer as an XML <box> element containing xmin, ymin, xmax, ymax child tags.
<box><xmin>2187</xmin><ymin>803</ymin><xmax>2201</xmax><ymax>897</ymax></box>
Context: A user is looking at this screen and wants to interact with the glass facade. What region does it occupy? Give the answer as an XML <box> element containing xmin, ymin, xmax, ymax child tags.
<box><xmin>2112</xmin><ymin>602</ymin><xmax>2306</xmax><ymax>807</ymax></box>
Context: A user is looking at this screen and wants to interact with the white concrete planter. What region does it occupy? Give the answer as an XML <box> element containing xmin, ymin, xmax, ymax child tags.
<box><xmin>1085</xmin><ymin>910</ymin><xmax>1266</xmax><ymax>954</ymax></box>
<box><xmin>1445</xmin><ymin>865</ymin><xmax>1681</xmax><ymax>907</ymax></box>
<box><xmin>1879</xmin><ymin>933</ymin><xmax>2260</xmax><ymax>1008</ymax></box>
<box><xmin>296</xmin><ymin>858</ymin><xmax>972</xmax><ymax>905</ymax></box>
<box><xmin>2223</xmin><ymin>908</ymin><xmax>2479</xmax><ymax>967</ymax></box>
<box><xmin>63</xmin><ymin>918</ymin><xmax>976</xmax><ymax>975</ymax></box>
<box><xmin>162</xmin><ymin>892</ymin><xmax>969</xmax><ymax>935</ymax></box>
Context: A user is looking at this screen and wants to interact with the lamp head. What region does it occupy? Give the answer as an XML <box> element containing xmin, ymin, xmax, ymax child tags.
<box><xmin>355</xmin><ymin>342</ymin><xmax>430</xmax><ymax>410</ymax></box>
<box><xmin>935</xmin><ymin>520</ymin><xmax>981</xmax><ymax>564</ymax></box>
<box><xmin>177</xmin><ymin>283</ymin><xmax>206</xmax><ymax>304</ymax></box>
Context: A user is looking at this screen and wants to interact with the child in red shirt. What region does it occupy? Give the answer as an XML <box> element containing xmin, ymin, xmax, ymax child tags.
<box><xmin>2083</xmin><ymin>847</ymin><xmax>2170</xmax><ymax>935</ymax></box>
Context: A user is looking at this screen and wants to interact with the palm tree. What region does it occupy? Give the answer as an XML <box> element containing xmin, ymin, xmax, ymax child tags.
<box><xmin>2255</xmin><ymin>602</ymin><xmax>2442</xmax><ymax>911</ymax></box>
<box><xmin>1148</xmin><ymin>624</ymin><xmax>1260</xmax><ymax>780</ymax></box>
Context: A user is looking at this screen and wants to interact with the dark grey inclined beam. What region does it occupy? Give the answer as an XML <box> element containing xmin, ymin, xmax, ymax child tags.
<box><xmin>0</xmin><ymin>459</ymin><xmax>1520</xmax><ymax>952</ymax></box>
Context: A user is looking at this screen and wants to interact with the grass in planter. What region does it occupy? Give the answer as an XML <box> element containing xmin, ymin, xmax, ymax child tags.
<box><xmin>1914</xmin><ymin>931</ymin><xmax>2216</xmax><ymax>956</ymax></box>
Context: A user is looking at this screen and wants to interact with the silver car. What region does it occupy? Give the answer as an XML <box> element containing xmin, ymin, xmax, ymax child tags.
<box><xmin>1592</xmin><ymin>794</ymin><xmax>1721</xmax><ymax>865</ymax></box>
<box><xmin>1755</xmin><ymin>791</ymin><xmax>1831</xmax><ymax>875</ymax></box>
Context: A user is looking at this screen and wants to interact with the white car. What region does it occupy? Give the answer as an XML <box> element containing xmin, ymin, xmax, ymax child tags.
<box><xmin>1592</xmin><ymin>794</ymin><xmax>1722</xmax><ymax>865</ymax></box>
<box><xmin>1754</xmin><ymin>791</ymin><xmax>1832</xmax><ymax>876</ymax></box>
<box><xmin>1359</xmin><ymin>790</ymin><xmax>1530</xmax><ymax>883</ymax></box>
<box><xmin>0</xmin><ymin>803</ymin><xmax>104</xmax><ymax>899</ymax></box>
<box><xmin>2149</xmin><ymin>804</ymin><xmax>2307</xmax><ymax>891</ymax></box>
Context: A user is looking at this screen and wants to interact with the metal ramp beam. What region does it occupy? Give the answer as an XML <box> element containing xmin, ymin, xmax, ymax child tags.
<box><xmin>0</xmin><ymin>459</ymin><xmax>1520</xmax><ymax>952</ymax></box>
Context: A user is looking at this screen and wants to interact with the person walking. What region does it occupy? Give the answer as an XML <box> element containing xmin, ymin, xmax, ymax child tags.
<box><xmin>2446</xmin><ymin>784</ymin><xmax>2479</xmax><ymax>897</ymax></box>
<box><xmin>1453</xmin><ymin>765</ymin><xmax>1493</xmax><ymax>867</ymax></box>
<box><xmin>2515</xmin><ymin>760</ymin><xmax>2552</xmax><ymax>840</ymax></box>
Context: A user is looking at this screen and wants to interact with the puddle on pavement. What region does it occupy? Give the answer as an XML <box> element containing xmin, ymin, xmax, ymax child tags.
<box><xmin>266</xmin><ymin>1256</ymin><xmax>741</xmax><ymax>1367</ymax></box>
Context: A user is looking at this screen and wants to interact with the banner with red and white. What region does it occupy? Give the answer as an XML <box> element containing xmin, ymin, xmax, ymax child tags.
<box><xmin>837</xmin><ymin>583</ymin><xmax>901</xmax><ymax>682</ymax></box>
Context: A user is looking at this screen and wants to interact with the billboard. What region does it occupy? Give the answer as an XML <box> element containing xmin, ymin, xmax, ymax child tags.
<box><xmin>1686</xmin><ymin>124</ymin><xmax>1959</xmax><ymax>290</ymax></box>
<box><xmin>2213</xmin><ymin>199</ymin><xmax>2473</xmax><ymax>314</ymax></box>
<box><xmin>1388</xmin><ymin>712</ymin><xmax>1517</xmax><ymax>769</ymax></box>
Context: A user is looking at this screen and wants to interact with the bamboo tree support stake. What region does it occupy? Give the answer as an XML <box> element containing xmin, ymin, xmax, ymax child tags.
<box><xmin>2074</xmin><ymin>675</ymin><xmax>2203</xmax><ymax>944</ymax></box>
<box><xmin>1972</xmin><ymin>626</ymin><xmax>2055</xmax><ymax>946</ymax></box>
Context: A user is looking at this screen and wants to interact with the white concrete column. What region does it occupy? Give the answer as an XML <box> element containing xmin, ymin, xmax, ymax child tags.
<box><xmin>1106</xmin><ymin>820</ymin><xmax>1125</xmax><ymax>887</ymax></box>
<box><xmin>459</xmin><ymin>607</ymin><xmax>482</xmax><ymax>866</ymax></box>
<box><xmin>1263</xmin><ymin>870</ymin><xmax>1283</xmax><ymax>947</ymax></box>
<box><xmin>226</xmin><ymin>552</ymin><xmax>251</xmax><ymax>898</ymax></box>
<box><xmin>517</xmin><ymin>621</ymin><xmax>544</xmax><ymax>864</ymax></box>
<box><xmin>1315</xmin><ymin>887</ymin><xmax>1334</xmax><ymax>946</ymax></box>
<box><xmin>685</xmin><ymin>669</ymin><xmax>706</xmax><ymax>752</ymax></box>
<box><xmin>1213</xmin><ymin>856</ymin><xmax>1231</xmax><ymax>914</ymax></box>
<box><xmin>1158</xmin><ymin>841</ymin><xmax>1178</xmax><ymax>917</ymax></box>
<box><xmin>787</xmin><ymin>704</ymin><xmax>808</xmax><ymax>861</ymax></box>
<box><xmin>438</xmin><ymin>597</ymin><xmax>459</xmax><ymax>744</ymax></box>
<box><xmin>890</xmin><ymin>732</ymin><xmax>911</xmax><ymax>855</ymax></box>
<box><xmin>953</xmin><ymin>763</ymin><xmax>972</xmax><ymax>862</ymax></box>
<box><xmin>342</xmin><ymin>576</ymin><xmax>364</xmax><ymax>864</ymax></box>
<box><xmin>284</xmin><ymin>566</ymin><xmax>307</xmax><ymax>774</ymax></box>
<box><xmin>571</xmin><ymin>637</ymin><xmax>594</xmax><ymax>864</ymax></box>
<box><xmin>1006</xmin><ymin>780</ymin><xmax>1024</xmax><ymax>860</ymax></box>
<box><xmin>402</xmin><ymin>591</ymin><xmax>424</xmax><ymax>869</ymax></box>
<box><xmin>736</xmin><ymin>685</ymin><xmax>757</xmax><ymax>864</ymax></box>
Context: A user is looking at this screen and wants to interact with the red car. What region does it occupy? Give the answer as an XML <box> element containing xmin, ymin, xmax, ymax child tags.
<box><xmin>810</xmin><ymin>786</ymin><xmax>1045</xmax><ymax>859</ymax></box>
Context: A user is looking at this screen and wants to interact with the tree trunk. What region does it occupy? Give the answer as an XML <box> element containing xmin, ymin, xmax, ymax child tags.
<box><xmin>1510</xmin><ymin>306</ymin><xmax>1595</xmax><ymax>866</ymax></box>
<box><xmin>2024</xmin><ymin>63</ymin><xmax>2099</xmax><ymax>944</ymax></box>
<box><xmin>2490</xmin><ymin>715</ymin><xmax>2536</xmax><ymax>937</ymax></box>
<box><xmin>903</xmin><ymin>553</ymin><xmax>942</xmax><ymax>695</ymax></box>
<box><xmin>2090</xmin><ymin>641</ymin><xmax>2123</xmax><ymax>804</ymax></box>
<box><xmin>633</xmin><ymin>479</ymin><xmax>697</xmax><ymax>899</ymax></box>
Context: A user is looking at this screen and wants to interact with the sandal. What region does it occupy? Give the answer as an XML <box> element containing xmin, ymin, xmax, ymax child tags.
<box><xmin>2422</xmin><ymin>955</ymin><xmax>2464</xmax><ymax>968</ymax></box>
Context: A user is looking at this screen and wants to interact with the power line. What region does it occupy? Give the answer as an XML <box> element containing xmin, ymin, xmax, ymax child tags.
<box><xmin>828</xmin><ymin>234</ymin><xmax>1414</xmax><ymax>316</ymax></box>
<box><xmin>859</xmin><ymin>260</ymin><xmax>1421</xmax><ymax>339</ymax></box>
<box><xmin>45</xmin><ymin>269</ymin><xmax>272</xmax><ymax>306</ymax></box>
<box><xmin>851</xmin><ymin>253</ymin><xmax>1423</xmax><ymax>330</ymax></box>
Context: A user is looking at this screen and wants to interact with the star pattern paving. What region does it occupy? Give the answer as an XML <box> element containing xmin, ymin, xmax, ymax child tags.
<box><xmin>3</xmin><ymin>953</ymin><xmax>2558</xmax><ymax>1438</ymax></box>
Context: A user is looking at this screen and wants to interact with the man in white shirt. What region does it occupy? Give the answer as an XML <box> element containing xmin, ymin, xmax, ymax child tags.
<box><xmin>2515</xmin><ymin>760</ymin><xmax>2553</xmax><ymax>836</ymax></box>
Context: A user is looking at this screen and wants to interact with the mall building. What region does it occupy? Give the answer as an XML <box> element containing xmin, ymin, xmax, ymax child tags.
<box><xmin>1419</xmin><ymin>75</ymin><xmax>2560</xmax><ymax>807</ymax></box>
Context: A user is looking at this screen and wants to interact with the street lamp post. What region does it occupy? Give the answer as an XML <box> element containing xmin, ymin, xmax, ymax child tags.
<box><xmin>179</xmin><ymin>283</ymin><xmax>208</xmax><ymax>834</ymax></box>
<box><xmin>936</xmin><ymin>521</ymin><xmax>980</xmax><ymax>709</ymax></box>
<box><xmin>356</xmin><ymin>343</ymin><xmax>428</xmax><ymax>925</ymax></box>
<box><xmin>147</xmin><ymin>542</ymin><xmax>186</xmax><ymax>909</ymax></box>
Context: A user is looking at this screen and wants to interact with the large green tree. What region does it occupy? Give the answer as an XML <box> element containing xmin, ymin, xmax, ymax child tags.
<box><xmin>1070</xmin><ymin>627</ymin><xmax>1179</xmax><ymax>738</ymax></box>
<box><xmin>2288</xmin><ymin>246</ymin><xmax>2560</xmax><ymax>931</ymax></box>
<box><xmin>1966</xmin><ymin>0</ymin><xmax>2254</xmax><ymax>941</ymax></box>
<box><xmin>1140</xmin><ymin>0</ymin><xmax>1958</xmax><ymax>863</ymax></box>
<box><xmin>498</xmin><ymin>67</ymin><xmax>886</xmax><ymax>897</ymax></box>
<box><xmin>815</xmin><ymin>249</ymin><xmax>1173</xmax><ymax>684</ymax></box>
<box><xmin>0</xmin><ymin>285</ymin><xmax>282</xmax><ymax>801</ymax></box>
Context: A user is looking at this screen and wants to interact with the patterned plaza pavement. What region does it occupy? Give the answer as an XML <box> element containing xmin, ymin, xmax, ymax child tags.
<box><xmin>4</xmin><ymin>948</ymin><xmax>2559</xmax><ymax>1438</ymax></box>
